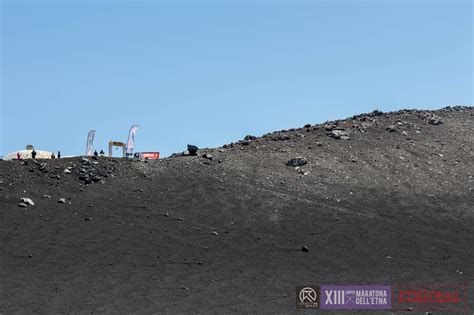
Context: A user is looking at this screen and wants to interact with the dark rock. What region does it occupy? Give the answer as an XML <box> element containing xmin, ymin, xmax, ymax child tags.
<box><xmin>91</xmin><ymin>175</ymin><xmax>102</xmax><ymax>183</ymax></box>
<box><xmin>286</xmin><ymin>157</ymin><xmax>308</xmax><ymax>167</ymax></box>
<box><xmin>187</xmin><ymin>145</ymin><xmax>198</xmax><ymax>156</ymax></box>
<box><xmin>202</xmin><ymin>153</ymin><xmax>213</xmax><ymax>160</ymax></box>
<box><xmin>21</xmin><ymin>198</ymin><xmax>34</xmax><ymax>206</ymax></box>
<box><xmin>301</xmin><ymin>246</ymin><xmax>309</xmax><ymax>252</ymax></box>
<box><xmin>324</xmin><ymin>124</ymin><xmax>336</xmax><ymax>131</ymax></box>
<box><xmin>244</xmin><ymin>135</ymin><xmax>257</xmax><ymax>141</ymax></box>
<box><xmin>304</xmin><ymin>123</ymin><xmax>312</xmax><ymax>128</ymax></box>
<box><xmin>370</xmin><ymin>109</ymin><xmax>384</xmax><ymax>117</ymax></box>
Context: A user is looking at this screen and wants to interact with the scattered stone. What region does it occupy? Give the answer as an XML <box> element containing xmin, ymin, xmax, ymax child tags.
<box><xmin>91</xmin><ymin>175</ymin><xmax>102</xmax><ymax>183</ymax></box>
<box><xmin>58</xmin><ymin>198</ymin><xmax>66</xmax><ymax>203</ymax></box>
<box><xmin>273</xmin><ymin>134</ymin><xmax>291</xmax><ymax>141</ymax></box>
<box><xmin>419</xmin><ymin>112</ymin><xmax>443</xmax><ymax>125</ymax></box>
<box><xmin>39</xmin><ymin>163</ymin><xmax>48</xmax><ymax>172</ymax></box>
<box><xmin>202</xmin><ymin>153</ymin><xmax>213</xmax><ymax>160</ymax></box>
<box><xmin>21</xmin><ymin>198</ymin><xmax>34</xmax><ymax>206</ymax></box>
<box><xmin>18</xmin><ymin>202</ymin><xmax>28</xmax><ymax>208</ymax></box>
<box><xmin>244</xmin><ymin>135</ymin><xmax>257</xmax><ymax>141</ymax></box>
<box><xmin>211</xmin><ymin>231</ymin><xmax>218</xmax><ymax>235</ymax></box>
<box><xmin>385</xmin><ymin>125</ymin><xmax>397</xmax><ymax>132</ymax></box>
<box><xmin>328</xmin><ymin>130</ymin><xmax>350</xmax><ymax>140</ymax></box>
<box><xmin>297</xmin><ymin>168</ymin><xmax>309</xmax><ymax>176</ymax></box>
<box><xmin>64</xmin><ymin>169</ymin><xmax>72</xmax><ymax>174</ymax></box>
<box><xmin>286</xmin><ymin>157</ymin><xmax>308</xmax><ymax>167</ymax></box>
<box><xmin>42</xmin><ymin>195</ymin><xmax>51</xmax><ymax>199</ymax></box>
<box><xmin>304</xmin><ymin>123</ymin><xmax>312</xmax><ymax>128</ymax></box>
<box><xmin>369</xmin><ymin>109</ymin><xmax>383</xmax><ymax>117</ymax></box>
<box><xmin>81</xmin><ymin>158</ymin><xmax>90</xmax><ymax>164</ymax></box>
<box><xmin>84</xmin><ymin>217</ymin><xmax>92</xmax><ymax>221</ymax></box>
<box><xmin>428</xmin><ymin>115</ymin><xmax>443</xmax><ymax>125</ymax></box>
<box><xmin>301</xmin><ymin>246</ymin><xmax>309</xmax><ymax>252</ymax></box>
<box><xmin>164</xmin><ymin>212</ymin><xmax>170</xmax><ymax>217</ymax></box>
<box><xmin>324</xmin><ymin>124</ymin><xmax>336</xmax><ymax>131</ymax></box>
<box><xmin>401</xmin><ymin>130</ymin><xmax>408</xmax><ymax>136</ymax></box>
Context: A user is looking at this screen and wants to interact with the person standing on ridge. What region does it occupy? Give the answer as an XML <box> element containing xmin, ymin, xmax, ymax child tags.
<box><xmin>57</xmin><ymin>151</ymin><xmax>61</xmax><ymax>158</ymax></box>
<box><xmin>16</xmin><ymin>152</ymin><xmax>21</xmax><ymax>160</ymax></box>
<box><xmin>99</xmin><ymin>150</ymin><xmax>105</xmax><ymax>157</ymax></box>
<box><xmin>31</xmin><ymin>149</ymin><xmax>37</xmax><ymax>159</ymax></box>
<box><xmin>94</xmin><ymin>150</ymin><xmax>98</xmax><ymax>157</ymax></box>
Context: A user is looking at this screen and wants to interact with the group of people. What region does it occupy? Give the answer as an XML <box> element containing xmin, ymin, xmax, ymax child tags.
<box><xmin>14</xmin><ymin>148</ymin><xmax>112</xmax><ymax>160</ymax></box>
<box><xmin>93</xmin><ymin>150</ymin><xmax>105</xmax><ymax>157</ymax></box>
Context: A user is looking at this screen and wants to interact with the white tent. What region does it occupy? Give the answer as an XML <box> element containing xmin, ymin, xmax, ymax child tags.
<box><xmin>4</xmin><ymin>149</ymin><xmax>54</xmax><ymax>160</ymax></box>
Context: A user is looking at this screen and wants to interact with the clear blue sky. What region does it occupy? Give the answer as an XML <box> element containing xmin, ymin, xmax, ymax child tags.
<box><xmin>1</xmin><ymin>0</ymin><xmax>472</xmax><ymax>157</ymax></box>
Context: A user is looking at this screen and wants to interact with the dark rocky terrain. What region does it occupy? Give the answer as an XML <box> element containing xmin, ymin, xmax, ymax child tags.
<box><xmin>1</xmin><ymin>107</ymin><xmax>473</xmax><ymax>313</ymax></box>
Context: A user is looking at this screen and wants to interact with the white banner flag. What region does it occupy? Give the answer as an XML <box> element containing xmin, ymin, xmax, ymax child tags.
<box><xmin>86</xmin><ymin>130</ymin><xmax>96</xmax><ymax>156</ymax></box>
<box><xmin>126</xmin><ymin>125</ymin><xmax>139</xmax><ymax>154</ymax></box>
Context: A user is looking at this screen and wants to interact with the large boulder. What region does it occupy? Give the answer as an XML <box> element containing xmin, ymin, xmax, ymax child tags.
<box><xmin>187</xmin><ymin>144</ymin><xmax>198</xmax><ymax>156</ymax></box>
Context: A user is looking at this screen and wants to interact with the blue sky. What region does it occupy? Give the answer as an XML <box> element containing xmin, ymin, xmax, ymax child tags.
<box><xmin>1</xmin><ymin>0</ymin><xmax>472</xmax><ymax>157</ymax></box>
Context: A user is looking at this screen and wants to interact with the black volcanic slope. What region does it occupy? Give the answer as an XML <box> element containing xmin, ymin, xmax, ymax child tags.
<box><xmin>1</xmin><ymin>107</ymin><xmax>473</xmax><ymax>313</ymax></box>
